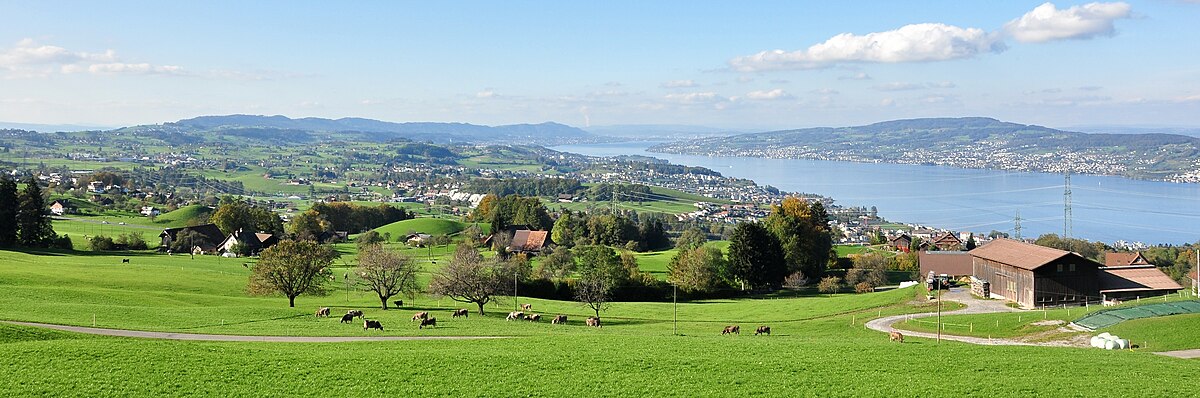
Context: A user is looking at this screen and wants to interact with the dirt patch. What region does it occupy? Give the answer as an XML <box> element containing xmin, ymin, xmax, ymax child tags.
<box><xmin>1016</xmin><ymin>327</ymin><xmax>1090</xmax><ymax>347</ymax></box>
<box><xmin>1031</xmin><ymin>320</ymin><xmax>1065</xmax><ymax>326</ymax></box>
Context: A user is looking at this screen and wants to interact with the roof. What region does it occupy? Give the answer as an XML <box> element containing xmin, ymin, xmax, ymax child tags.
<box><xmin>888</xmin><ymin>234</ymin><xmax>911</xmax><ymax>244</ymax></box>
<box><xmin>160</xmin><ymin>224</ymin><xmax>226</xmax><ymax>246</ymax></box>
<box><xmin>508</xmin><ymin>229</ymin><xmax>548</xmax><ymax>253</ymax></box>
<box><xmin>1104</xmin><ymin>252</ymin><xmax>1150</xmax><ymax>267</ymax></box>
<box><xmin>968</xmin><ymin>238</ymin><xmax>1074</xmax><ymax>271</ymax></box>
<box><xmin>1098</xmin><ymin>266</ymin><xmax>1184</xmax><ymax>293</ymax></box>
<box><xmin>918</xmin><ymin>251</ymin><xmax>973</xmax><ymax>276</ymax></box>
<box><xmin>933</xmin><ymin>232</ymin><xmax>962</xmax><ymax>244</ymax></box>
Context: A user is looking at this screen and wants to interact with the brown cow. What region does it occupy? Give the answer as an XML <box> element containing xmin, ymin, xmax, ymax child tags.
<box><xmin>525</xmin><ymin>314</ymin><xmax>541</xmax><ymax>322</ymax></box>
<box><xmin>452</xmin><ymin>309</ymin><xmax>469</xmax><ymax>318</ymax></box>
<box><xmin>586</xmin><ymin>317</ymin><xmax>601</xmax><ymax>328</ymax></box>
<box><xmin>507</xmin><ymin>311</ymin><xmax>524</xmax><ymax>321</ymax></box>
<box><xmin>551</xmin><ymin>315</ymin><xmax>567</xmax><ymax>325</ymax></box>
<box><xmin>722</xmin><ymin>325</ymin><xmax>740</xmax><ymax>335</ymax></box>
<box><xmin>755</xmin><ymin>325</ymin><xmax>771</xmax><ymax>336</ymax></box>
<box><xmin>419</xmin><ymin>317</ymin><xmax>437</xmax><ymax>329</ymax></box>
<box><xmin>363</xmin><ymin>319</ymin><xmax>383</xmax><ymax>331</ymax></box>
<box><xmin>412</xmin><ymin>311</ymin><xmax>429</xmax><ymax>321</ymax></box>
<box><xmin>521</xmin><ymin>303</ymin><xmax>532</xmax><ymax>311</ymax></box>
<box><xmin>346</xmin><ymin>310</ymin><xmax>364</xmax><ymax>318</ymax></box>
<box><xmin>889</xmin><ymin>331</ymin><xmax>904</xmax><ymax>343</ymax></box>
<box><xmin>315</xmin><ymin>307</ymin><xmax>331</xmax><ymax>318</ymax></box>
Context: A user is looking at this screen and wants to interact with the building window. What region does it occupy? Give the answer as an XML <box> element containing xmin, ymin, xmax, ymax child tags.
<box><xmin>1057</xmin><ymin>264</ymin><xmax>1063</xmax><ymax>272</ymax></box>
<box><xmin>1069</xmin><ymin>264</ymin><xmax>1076</xmax><ymax>272</ymax></box>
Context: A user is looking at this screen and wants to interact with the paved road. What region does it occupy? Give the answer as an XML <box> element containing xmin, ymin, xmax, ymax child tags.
<box><xmin>3</xmin><ymin>321</ymin><xmax>509</xmax><ymax>343</ymax></box>
<box><xmin>865</xmin><ymin>288</ymin><xmax>1057</xmax><ymax>347</ymax></box>
<box><xmin>1155</xmin><ymin>349</ymin><xmax>1200</xmax><ymax>359</ymax></box>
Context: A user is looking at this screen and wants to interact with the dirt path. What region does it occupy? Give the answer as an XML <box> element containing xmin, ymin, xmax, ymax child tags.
<box><xmin>1155</xmin><ymin>349</ymin><xmax>1200</xmax><ymax>359</ymax></box>
<box><xmin>2</xmin><ymin>321</ymin><xmax>509</xmax><ymax>343</ymax></box>
<box><xmin>866</xmin><ymin>288</ymin><xmax>1079</xmax><ymax>347</ymax></box>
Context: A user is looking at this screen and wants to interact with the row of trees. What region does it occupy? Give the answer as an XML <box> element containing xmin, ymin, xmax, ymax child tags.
<box><xmin>550</xmin><ymin>210</ymin><xmax>670</xmax><ymax>252</ymax></box>
<box><xmin>464</xmin><ymin>177</ymin><xmax>581</xmax><ymax>198</ymax></box>
<box><xmin>0</xmin><ymin>176</ymin><xmax>63</xmax><ymax>248</ymax></box>
<box><xmin>472</xmin><ymin>194</ymin><xmax>553</xmax><ymax>231</ymax></box>
<box><xmin>289</xmin><ymin>202</ymin><xmax>414</xmax><ymax>240</ymax></box>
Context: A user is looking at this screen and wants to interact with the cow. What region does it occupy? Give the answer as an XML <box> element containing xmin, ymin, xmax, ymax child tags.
<box><xmin>315</xmin><ymin>307</ymin><xmax>331</xmax><ymax>318</ymax></box>
<box><xmin>551</xmin><ymin>315</ymin><xmax>567</xmax><ymax>325</ymax></box>
<box><xmin>364</xmin><ymin>319</ymin><xmax>383</xmax><ymax>331</ymax></box>
<box><xmin>420</xmin><ymin>317</ymin><xmax>437</xmax><ymax>329</ymax></box>
<box><xmin>452</xmin><ymin>309</ymin><xmax>469</xmax><ymax>318</ymax></box>
<box><xmin>755</xmin><ymin>325</ymin><xmax>771</xmax><ymax>336</ymax></box>
<box><xmin>412</xmin><ymin>311</ymin><xmax>429</xmax><ymax>321</ymax></box>
<box><xmin>121</xmin><ymin>258</ymin><xmax>129</xmax><ymax>263</ymax></box>
<box><xmin>586</xmin><ymin>317</ymin><xmax>601</xmax><ymax>328</ymax></box>
<box><xmin>521</xmin><ymin>303</ymin><xmax>532</xmax><ymax>311</ymax></box>
<box><xmin>721</xmin><ymin>325</ymin><xmax>740</xmax><ymax>335</ymax></box>
<box><xmin>340</xmin><ymin>313</ymin><xmax>355</xmax><ymax>323</ymax></box>
<box><xmin>525</xmin><ymin>314</ymin><xmax>541</xmax><ymax>322</ymax></box>
<box><xmin>889</xmin><ymin>331</ymin><xmax>904</xmax><ymax>343</ymax></box>
<box><xmin>507</xmin><ymin>311</ymin><xmax>525</xmax><ymax>321</ymax></box>
<box><xmin>393</xmin><ymin>300</ymin><xmax>404</xmax><ymax>308</ymax></box>
<box><xmin>346</xmin><ymin>310</ymin><xmax>364</xmax><ymax>318</ymax></box>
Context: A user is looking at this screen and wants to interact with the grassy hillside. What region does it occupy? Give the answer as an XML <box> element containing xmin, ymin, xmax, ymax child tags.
<box><xmin>152</xmin><ymin>204</ymin><xmax>214</xmax><ymax>227</ymax></box>
<box><xmin>373</xmin><ymin>218</ymin><xmax>470</xmax><ymax>238</ymax></box>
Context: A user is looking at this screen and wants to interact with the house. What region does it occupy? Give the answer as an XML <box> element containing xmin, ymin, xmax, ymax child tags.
<box><xmin>557</xmin><ymin>193</ymin><xmax>575</xmax><ymax>203</ymax></box>
<box><xmin>1104</xmin><ymin>252</ymin><xmax>1151</xmax><ymax>267</ymax></box>
<box><xmin>888</xmin><ymin>234</ymin><xmax>912</xmax><ymax>252</ymax></box>
<box><xmin>1097</xmin><ymin>265</ymin><xmax>1183</xmax><ymax>302</ymax></box>
<box><xmin>140</xmin><ymin>206</ymin><xmax>160</xmax><ymax>217</ymax></box>
<box><xmin>507</xmin><ymin>229</ymin><xmax>548</xmax><ymax>255</ymax></box>
<box><xmin>159</xmin><ymin>224</ymin><xmax>226</xmax><ymax>253</ymax></box>
<box><xmin>218</xmin><ymin>228</ymin><xmax>278</xmax><ymax>256</ymax></box>
<box><xmin>969</xmin><ymin>238</ymin><xmax>1101</xmax><ymax>308</ymax></box>
<box><xmin>918</xmin><ymin>251</ymin><xmax>973</xmax><ymax>277</ymax></box>
<box><xmin>49</xmin><ymin>200</ymin><xmax>76</xmax><ymax>216</ymax></box>
<box><xmin>406</xmin><ymin>233</ymin><xmax>433</xmax><ymax>247</ymax></box>
<box><xmin>931</xmin><ymin>232</ymin><xmax>963</xmax><ymax>251</ymax></box>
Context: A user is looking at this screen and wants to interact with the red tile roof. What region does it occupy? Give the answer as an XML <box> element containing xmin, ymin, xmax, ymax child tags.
<box><xmin>1104</xmin><ymin>252</ymin><xmax>1149</xmax><ymax>267</ymax></box>
<box><xmin>1099</xmin><ymin>266</ymin><xmax>1184</xmax><ymax>293</ymax></box>
<box><xmin>968</xmin><ymin>238</ymin><xmax>1072</xmax><ymax>271</ymax></box>
<box><xmin>508</xmin><ymin>230</ymin><xmax>548</xmax><ymax>253</ymax></box>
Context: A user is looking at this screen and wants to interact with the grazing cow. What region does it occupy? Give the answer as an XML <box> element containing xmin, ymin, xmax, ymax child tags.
<box><xmin>552</xmin><ymin>315</ymin><xmax>567</xmax><ymax>325</ymax></box>
<box><xmin>586</xmin><ymin>317</ymin><xmax>601</xmax><ymax>328</ymax></box>
<box><xmin>889</xmin><ymin>331</ymin><xmax>904</xmax><ymax>343</ymax></box>
<box><xmin>393</xmin><ymin>300</ymin><xmax>403</xmax><ymax>308</ymax></box>
<box><xmin>363</xmin><ymin>319</ymin><xmax>383</xmax><ymax>331</ymax></box>
<box><xmin>755</xmin><ymin>325</ymin><xmax>771</xmax><ymax>336</ymax></box>
<box><xmin>420</xmin><ymin>317</ymin><xmax>437</xmax><ymax>329</ymax></box>
<box><xmin>722</xmin><ymin>325</ymin><xmax>740</xmax><ymax>335</ymax></box>
<box><xmin>346</xmin><ymin>310</ymin><xmax>364</xmax><ymax>318</ymax></box>
<box><xmin>340</xmin><ymin>313</ymin><xmax>355</xmax><ymax>323</ymax></box>
<box><xmin>412</xmin><ymin>311</ymin><xmax>429</xmax><ymax>321</ymax></box>
<box><xmin>521</xmin><ymin>303</ymin><xmax>532</xmax><ymax>311</ymax></box>
<box><xmin>315</xmin><ymin>307</ymin><xmax>331</xmax><ymax>318</ymax></box>
<box><xmin>452</xmin><ymin>309</ymin><xmax>469</xmax><ymax>318</ymax></box>
<box><xmin>507</xmin><ymin>311</ymin><xmax>525</xmax><ymax>321</ymax></box>
<box><xmin>525</xmin><ymin>314</ymin><xmax>541</xmax><ymax>322</ymax></box>
<box><xmin>121</xmin><ymin>258</ymin><xmax>130</xmax><ymax>263</ymax></box>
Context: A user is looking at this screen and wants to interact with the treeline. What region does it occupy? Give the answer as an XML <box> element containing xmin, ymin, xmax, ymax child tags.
<box><xmin>472</xmin><ymin>194</ymin><xmax>554</xmax><ymax>231</ymax></box>
<box><xmin>550</xmin><ymin>210</ymin><xmax>670</xmax><ymax>252</ymax></box>
<box><xmin>0</xmin><ymin>176</ymin><xmax>70</xmax><ymax>249</ymax></box>
<box><xmin>290</xmin><ymin>202</ymin><xmax>414</xmax><ymax>239</ymax></box>
<box><xmin>582</xmin><ymin>183</ymin><xmax>651</xmax><ymax>201</ymax></box>
<box><xmin>465</xmin><ymin>178</ymin><xmax>581</xmax><ymax>197</ymax></box>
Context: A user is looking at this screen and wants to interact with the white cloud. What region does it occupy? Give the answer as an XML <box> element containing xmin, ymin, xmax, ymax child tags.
<box><xmin>661</xmin><ymin>79</ymin><xmax>698</xmax><ymax>88</ymax></box>
<box><xmin>729</xmin><ymin>23</ymin><xmax>1004</xmax><ymax>71</ymax></box>
<box><xmin>476</xmin><ymin>90</ymin><xmax>499</xmax><ymax>98</ymax></box>
<box><xmin>838</xmin><ymin>72</ymin><xmax>872</xmax><ymax>81</ymax></box>
<box><xmin>872</xmin><ymin>81</ymin><xmax>956</xmax><ymax>91</ymax></box>
<box><xmin>811</xmin><ymin>88</ymin><xmax>839</xmax><ymax>95</ymax></box>
<box><xmin>0</xmin><ymin>38</ymin><xmax>180</xmax><ymax>77</ymax></box>
<box><xmin>664</xmin><ymin>92</ymin><xmax>721</xmax><ymax>103</ymax></box>
<box><xmin>745</xmin><ymin>89</ymin><xmax>793</xmax><ymax>100</ymax></box>
<box><xmin>1004</xmin><ymin>2</ymin><xmax>1132</xmax><ymax>43</ymax></box>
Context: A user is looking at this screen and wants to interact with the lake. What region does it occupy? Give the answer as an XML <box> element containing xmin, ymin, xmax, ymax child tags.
<box><xmin>553</xmin><ymin>141</ymin><xmax>1200</xmax><ymax>245</ymax></box>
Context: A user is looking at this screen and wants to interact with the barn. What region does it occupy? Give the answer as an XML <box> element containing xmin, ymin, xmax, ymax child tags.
<box><xmin>969</xmin><ymin>238</ymin><xmax>1101</xmax><ymax>308</ymax></box>
<box><xmin>918</xmin><ymin>251</ymin><xmax>972</xmax><ymax>277</ymax></box>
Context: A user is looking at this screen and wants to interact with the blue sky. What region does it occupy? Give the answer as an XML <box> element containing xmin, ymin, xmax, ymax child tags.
<box><xmin>1</xmin><ymin>1</ymin><xmax>1198</xmax><ymax>130</ymax></box>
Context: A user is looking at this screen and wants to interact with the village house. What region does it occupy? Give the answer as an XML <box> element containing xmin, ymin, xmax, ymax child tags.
<box><xmin>931</xmin><ymin>232</ymin><xmax>963</xmax><ymax>251</ymax></box>
<box><xmin>49</xmin><ymin>199</ymin><xmax>76</xmax><ymax>216</ymax></box>
<box><xmin>507</xmin><ymin>229</ymin><xmax>549</xmax><ymax>255</ymax></box>
<box><xmin>217</xmin><ymin>228</ymin><xmax>278</xmax><ymax>257</ymax></box>
<box><xmin>159</xmin><ymin>224</ymin><xmax>226</xmax><ymax>254</ymax></box>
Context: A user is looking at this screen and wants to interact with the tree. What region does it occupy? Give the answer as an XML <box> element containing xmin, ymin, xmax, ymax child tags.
<box><xmin>0</xmin><ymin>176</ymin><xmax>18</xmax><ymax>247</ymax></box>
<box><xmin>764</xmin><ymin>197</ymin><xmax>831</xmax><ymax>280</ymax></box>
<box><xmin>575</xmin><ymin>245</ymin><xmax>625</xmax><ymax>286</ymax></box>
<box><xmin>964</xmin><ymin>234</ymin><xmax>977</xmax><ymax>250</ymax></box>
<box><xmin>550</xmin><ymin>211</ymin><xmax>576</xmax><ymax>246</ymax></box>
<box><xmin>817</xmin><ymin>276</ymin><xmax>842</xmax><ymax>297</ymax></box>
<box><xmin>668</xmin><ymin>246</ymin><xmax>726</xmax><ymax>293</ymax></box>
<box><xmin>356</xmin><ymin>244</ymin><xmax>421</xmax><ymax>310</ymax></box>
<box><xmin>534</xmin><ymin>247</ymin><xmax>575</xmax><ymax>280</ymax></box>
<box><xmin>845</xmin><ymin>253</ymin><xmax>889</xmax><ymax>291</ymax></box>
<box><xmin>170</xmin><ymin>228</ymin><xmax>211</xmax><ymax>253</ymax></box>
<box><xmin>356</xmin><ymin>230</ymin><xmax>385</xmax><ymax>249</ymax></box>
<box><xmin>17</xmin><ymin>176</ymin><xmax>55</xmax><ymax>247</ymax></box>
<box><xmin>637</xmin><ymin>217</ymin><xmax>670</xmax><ymax>251</ymax></box>
<box><xmin>289</xmin><ymin>209</ymin><xmax>331</xmax><ymax>241</ymax></box>
<box><xmin>210</xmin><ymin>196</ymin><xmax>284</xmax><ymax>236</ymax></box>
<box><xmin>725</xmin><ymin>222</ymin><xmax>787</xmax><ymax>289</ymax></box>
<box><xmin>429</xmin><ymin>244</ymin><xmax>506</xmax><ymax>315</ymax></box>
<box><xmin>248</xmin><ymin>240</ymin><xmax>337</xmax><ymax>307</ymax></box>
<box><xmin>674</xmin><ymin>227</ymin><xmax>707</xmax><ymax>251</ymax></box>
<box><xmin>575</xmin><ymin>267</ymin><xmax>613</xmax><ymax>318</ymax></box>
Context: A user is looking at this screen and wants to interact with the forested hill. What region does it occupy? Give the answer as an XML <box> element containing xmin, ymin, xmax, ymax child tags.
<box><xmin>111</xmin><ymin>115</ymin><xmax>599</xmax><ymax>145</ymax></box>
<box><xmin>650</xmin><ymin>117</ymin><xmax>1200</xmax><ymax>182</ymax></box>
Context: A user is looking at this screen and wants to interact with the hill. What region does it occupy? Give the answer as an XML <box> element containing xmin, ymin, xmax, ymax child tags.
<box><xmin>373</xmin><ymin>218</ymin><xmax>469</xmax><ymax>238</ymax></box>
<box><xmin>152</xmin><ymin>204</ymin><xmax>214</xmax><ymax>228</ymax></box>
<box><xmin>650</xmin><ymin>117</ymin><xmax>1200</xmax><ymax>182</ymax></box>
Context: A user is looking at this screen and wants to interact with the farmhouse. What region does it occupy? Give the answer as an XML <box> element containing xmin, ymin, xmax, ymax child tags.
<box><xmin>49</xmin><ymin>199</ymin><xmax>76</xmax><ymax>215</ymax></box>
<box><xmin>218</xmin><ymin>228</ymin><xmax>278</xmax><ymax>256</ymax></box>
<box><xmin>1104</xmin><ymin>252</ymin><xmax>1151</xmax><ymax>267</ymax></box>
<box><xmin>918</xmin><ymin>251</ymin><xmax>972</xmax><ymax>277</ymax></box>
<box><xmin>507</xmin><ymin>229</ymin><xmax>548</xmax><ymax>255</ymax></box>
<box><xmin>930</xmin><ymin>232</ymin><xmax>963</xmax><ymax>251</ymax></box>
<box><xmin>159</xmin><ymin>224</ymin><xmax>226</xmax><ymax>253</ymax></box>
<box><xmin>970</xmin><ymin>238</ymin><xmax>1101</xmax><ymax>308</ymax></box>
<box><xmin>888</xmin><ymin>234</ymin><xmax>912</xmax><ymax>252</ymax></box>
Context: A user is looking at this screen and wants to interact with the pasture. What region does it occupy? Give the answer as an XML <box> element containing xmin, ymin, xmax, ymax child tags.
<box><xmin>0</xmin><ymin>248</ymin><xmax>1196</xmax><ymax>397</ymax></box>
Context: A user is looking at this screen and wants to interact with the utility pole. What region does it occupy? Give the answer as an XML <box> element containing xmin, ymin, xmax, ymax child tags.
<box><xmin>1014</xmin><ymin>210</ymin><xmax>1022</xmax><ymax>241</ymax></box>
<box><xmin>936</xmin><ymin>283</ymin><xmax>943</xmax><ymax>344</ymax></box>
<box><xmin>673</xmin><ymin>283</ymin><xmax>678</xmax><ymax>336</ymax></box>
<box><xmin>514</xmin><ymin>270</ymin><xmax>519</xmax><ymax>312</ymax></box>
<box><xmin>1064</xmin><ymin>172</ymin><xmax>1073</xmax><ymax>239</ymax></box>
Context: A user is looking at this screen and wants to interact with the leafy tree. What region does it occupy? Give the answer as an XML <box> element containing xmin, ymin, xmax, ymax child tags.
<box><xmin>637</xmin><ymin>217</ymin><xmax>670</xmax><ymax>251</ymax></box>
<box><xmin>725</xmin><ymin>222</ymin><xmax>787</xmax><ymax>289</ymax></box>
<box><xmin>0</xmin><ymin>176</ymin><xmax>18</xmax><ymax>247</ymax></box>
<box><xmin>17</xmin><ymin>176</ymin><xmax>55</xmax><ymax>247</ymax></box>
<box><xmin>88</xmin><ymin>235</ymin><xmax>115</xmax><ymax>251</ymax></box>
<box><xmin>356</xmin><ymin>244</ymin><xmax>421</xmax><ymax>310</ymax></box>
<box><xmin>115</xmin><ymin>232</ymin><xmax>148</xmax><ymax>250</ymax></box>
<box><xmin>211</xmin><ymin>196</ymin><xmax>284</xmax><ymax>236</ymax></box>
<box><xmin>817</xmin><ymin>276</ymin><xmax>842</xmax><ymax>297</ymax></box>
<box><xmin>170</xmin><ymin>228</ymin><xmax>211</xmax><ymax>253</ymax></box>
<box><xmin>763</xmin><ymin>197</ymin><xmax>831</xmax><ymax>280</ymax></box>
<box><xmin>248</xmin><ymin>240</ymin><xmax>338</xmax><ymax>307</ymax></box>
<box><xmin>429</xmin><ymin>244</ymin><xmax>507</xmax><ymax>315</ymax></box>
<box><xmin>845</xmin><ymin>253</ymin><xmax>889</xmax><ymax>291</ymax></box>
<box><xmin>534</xmin><ymin>247</ymin><xmax>575</xmax><ymax>280</ymax></box>
<box><xmin>574</xmin><ymin>245</ymin><xmax>625</xmax><ymax>286</ymax></box>
<box><xmin>550</xmin><ymin>211</ymin><xmax>577</xmax><ymax>246</ymax></box>
<box><xmin>288</xmin><ymin>210</ymin><xmax>331</xmax><ymax>241</ymax></box>
<box><xmin>674</xmin><ymin>227</ymin><xmax>707</xmax><ymax>251</ymax></box>
<box><xmin>575</xmin><ymin>266</ymin><xmax>613</xmax><ymax>319</ymax></box>
<box><xmin>356</xmin><ymin>230</ymin><xmax>385</xmax><ymax>249</ymax></box>
<box><xmin>668</xmin><ymin>246</ymin><xmax>726</xmax><ymax>293</ymax></box>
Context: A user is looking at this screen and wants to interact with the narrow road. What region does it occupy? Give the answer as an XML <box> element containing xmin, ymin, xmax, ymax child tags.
<box><xmin>2</xmin><ymin>321</ymin><xmax>509</xmax><ymax>343</ymax></box>
<box><xmin>865</xmin><ymin>288</ymin><xmax>1061</xmax><ymax>347</ymax></box>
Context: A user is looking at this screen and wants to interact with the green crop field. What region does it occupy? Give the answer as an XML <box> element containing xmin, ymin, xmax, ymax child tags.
<box><xmin>0</xmin><ymin>248</ymin><xmax>1196</xmax><ymax>396</ymax></box>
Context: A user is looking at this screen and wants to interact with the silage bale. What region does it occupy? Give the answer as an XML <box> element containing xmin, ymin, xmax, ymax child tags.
<box><xmin>1104</xmin><ymin>340</ymin><xmax>1119</xmax><ymax>350</ymax></box>
<box><xmin>1116</xmin><ymin>339</ymin><xmax>1129</xmax><ymax>349</ymax></box>
<box><xmin>1091</xmin><ymin>336</ymin><xmax>1106</xmax><ymax>348</ymax></box>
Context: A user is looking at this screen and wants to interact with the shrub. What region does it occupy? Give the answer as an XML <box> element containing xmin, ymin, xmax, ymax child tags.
<box><xmin>783</xmin><ymin>272</ymin><xmax>809</xmax><ymax>288</ymax></box>
<box><xmin>817</xmin><ymin>276</ymin><xmax>841</xmax><ymax>296</ymax></box>
<box><xmin>854</xmin><ymin>282</ymin><xmax>874</xmax><ymax>294</ymax></box>
<box><xmin>88</xmin><ymin>235</ymin><xmax>115</xmax><ymax>251</ymax></box>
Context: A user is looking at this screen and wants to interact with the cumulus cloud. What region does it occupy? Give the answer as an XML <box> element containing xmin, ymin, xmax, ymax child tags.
<box><xmin>744</xmin><ymin>89</ymin><xmax>793</xmax><ymax>100</ymax></box>
<box><xmin>661</xmin><ymin>79</ymin><xmax>698</xmax><ymax>88</ymax></box>
<box><xmin>1004</xmin><ymin>2</ymin><xmax>1132</xmax><ymax>43</ymax></box>
<box><xmin>729</xmin><ymin>23</ymin><xmax>1005</xmax><ymax>71</ymax></box>
<box><xmin>0</xmin><ymin>38</ymin><xmax>180</xmax><ymax>77</ymax></box>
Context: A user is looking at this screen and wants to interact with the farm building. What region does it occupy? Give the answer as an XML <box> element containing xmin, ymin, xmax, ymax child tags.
<box><xmin>930</xmin><ymin>232</ymin><xmax>963</xmax><ymax>251</ymax></box>
<box><xmin>969</xmin><ymin>238</ymin><xmax>1101</xmax><ymax>308</ymax></box>
<box><xmin>159</xmin><ymin>224</ymin><xmax>226</xmax><ymax>253</ymax></box>
<box><xmin>1097</xmin><ymin>265</ymin><xmax>1183</xmax><ymax>302</ymax></box>
<box><xmin>918</xmin><ymin>251</ymin><xmax>972</xmax><ymax>277</ymax></box>
<box><xmin>49</xmin><ymin>200</ymin><xmax>76</xmax><ymax>215</ymax></box>
<box><xmin>218</xmin><ymin>228</ymin><xmax>278</xmax><ymax>256</ymax></box>
<box><xmin>1104</xmin><ymin>252</ymin><xmax>1151</xmax><ymax>267</ymax></box>
<box><xmin>507</xmin><ymin>229</ymin><xmax>548</xmax><ymax>255</ymax></box>
<box><xmin>888</xmin><ymin>234</ymin><xmax>912</xmax><ymax>252</ymax></box>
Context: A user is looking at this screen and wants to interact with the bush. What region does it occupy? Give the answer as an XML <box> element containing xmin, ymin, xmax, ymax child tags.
<box><xmin>88</xmin><ymin>235</ymin><xmax>115</xmax><ymax>251</ymax></box>
<box><xmin>783</xmin><ymin>272</ymin><xmax>809</xmax><ymax>288</ymax></box>
<box><xmin>116</xmin><ymin>232</ymin><xmax>148</xmax><ymax>250</ymax></box>
<box><xmin>817</xmin><ymin>276</ymin><xmax>841</xmax><ymax>296</ymax></box>
<box><xmin>854</xmin><ymin>282</ymin><xmax>874</xmax><ymax>294</ymax></box>
<box><xmin>52</xmin><ymin>234</ymin><xmax>73</xmax><ymax>250</ymax></box>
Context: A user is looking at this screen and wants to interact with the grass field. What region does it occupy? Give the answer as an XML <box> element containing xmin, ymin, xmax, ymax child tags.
<box><xmin>1</xmin><ymin>248</ymin><xmax>1197</xmax><ymax>396</ymax></box>
<box><xmin>1103</xmin><ymin>313</ymin><xmax>1200</xmax><ymax>352</ymax></box>
<box><xmin>373</xmin><ymin>218</ymin><xmax>470</xmax><ymax>239</ymax></box>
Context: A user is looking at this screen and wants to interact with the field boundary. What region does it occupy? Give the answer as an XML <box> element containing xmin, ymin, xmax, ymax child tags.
<box><xmin>1</xmin><ymin>321</ymin><xmax>511</xmax><ymax>343</ymax></box>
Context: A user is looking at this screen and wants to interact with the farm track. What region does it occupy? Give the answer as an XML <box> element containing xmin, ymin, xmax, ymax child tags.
<box><xmin>865</xmin><ymin>288</ymin><xmax>1079</xmax><ymax>347</ymax></box>
<box><xmin>2</xmin><ymin>321</ymin><xmax>511</xmax><ymax>343</ymax></box>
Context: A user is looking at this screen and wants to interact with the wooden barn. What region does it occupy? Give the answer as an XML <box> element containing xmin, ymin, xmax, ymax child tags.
<box><xmin>918</xmin><ymin>251</ymin><xmax>973</xmax><ymax>277</ymax></box>
<box><xmin>969</xmin><ymin>238</ymin><xmax>1101</xmax><ymax>308</ymax></box>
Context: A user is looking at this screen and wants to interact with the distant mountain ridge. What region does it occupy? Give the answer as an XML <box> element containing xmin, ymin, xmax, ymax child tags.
<box><xmin>650</xmin><ymin>117</ymin><xmax>1200</xmax><ymax>182</ymax></box>
<box><xmin>119</xmin><ymin>114</ymin><xmax>598</xmax><ymax>145</ymax></box>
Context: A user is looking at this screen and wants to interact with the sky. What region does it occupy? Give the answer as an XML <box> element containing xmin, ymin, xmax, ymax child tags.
<box><xmin>1</xmin><ymin>1</ymin><xmax>1198</xmax><ymax>131</ymax></box>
